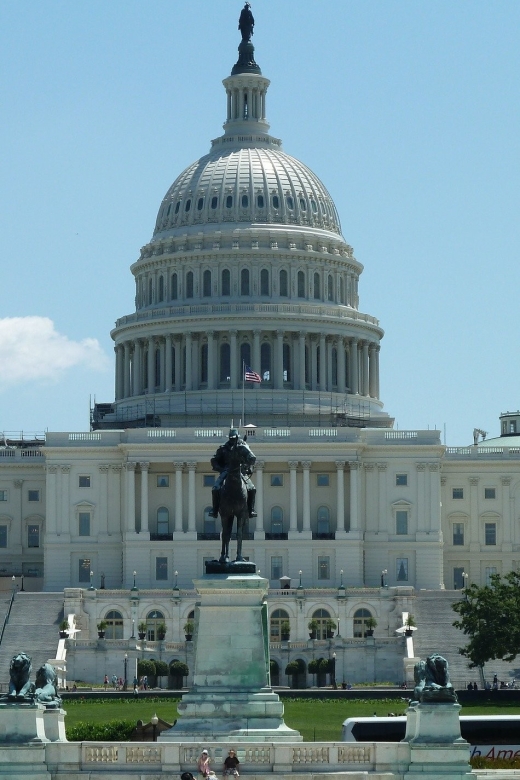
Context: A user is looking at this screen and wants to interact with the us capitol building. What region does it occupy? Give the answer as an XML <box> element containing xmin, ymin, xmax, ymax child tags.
<box><xmin>1</xmin><ymin>8</ymin><xmax>519</xmax><ymax>686</ymax></box>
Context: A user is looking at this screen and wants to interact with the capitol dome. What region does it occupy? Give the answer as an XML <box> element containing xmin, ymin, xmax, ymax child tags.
<box><xmin>94</xmin><ymin>9</ymin><xmax>392</xmax><ymax>431</ymax></box>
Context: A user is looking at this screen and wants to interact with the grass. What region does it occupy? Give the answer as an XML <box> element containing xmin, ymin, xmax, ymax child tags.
<box><xmin>63</xmin><ymin>697</ymin><xmax>520</xmax><ymax>742</ymax></box>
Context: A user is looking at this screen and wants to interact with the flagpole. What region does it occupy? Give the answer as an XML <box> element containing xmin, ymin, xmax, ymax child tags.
<box><xmin>242</xmin><ymin>360</ymin><xmax>245</xmax><ymax>428</ymax></box>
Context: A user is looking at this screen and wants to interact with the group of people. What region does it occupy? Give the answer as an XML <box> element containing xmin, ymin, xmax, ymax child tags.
<box><xmin>103</xmin><ymin>674</ymin><xmax>124</xmax><ymax>690</ymax></box>
<box><xmin>194</xmin><ymin>748</ymin><xmax>240</xmax><ymax>779</ymax></box>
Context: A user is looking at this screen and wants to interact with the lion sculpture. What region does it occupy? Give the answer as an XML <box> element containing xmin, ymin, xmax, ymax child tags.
<box><xmin>7</xmin><ymin>652</ymin><xmax>34</xmax><ymax>701</ymax></box>
<box><xmin>33</xmin><ymin>663</ymin><xmax>62</xmax><ymax>708</ymax></box>
<box><xmin>413</xmin><ymin>653</ymin><xmax>457</xmax><ymax>704</ymax></box>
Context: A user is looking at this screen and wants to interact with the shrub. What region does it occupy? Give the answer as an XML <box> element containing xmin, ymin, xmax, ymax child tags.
<box><xmin>169</xmin><ymin>661</ymin><xmax>189</xmax><ymax>678</ymax></box>
<box><xmin>285</xmin><ymin>659</ymin><xmax>305</xmax><ymax>675</ymax></box>
<box><xmin>308</xmin><ymin>659</ymin><xmax>321</xmax><ymax>674</ymax></box>
<box><xmin>137</xmin><ymin>659</ymin><xmax>156</xmax><ymax>677</ymax></box>
<box><xmin>154</xmin><ymin>660</ymin><xmax>169</xmax><ymax>677</ymax></box>
<box><xmin>319</xmin><ymin>658</ymin><xmax>331</xmax><ymax>673</ymax></box>
<box><xmin>66</xmin><ymin>719</ymin><xmax>135</xmax><ymax>741</ymax></box>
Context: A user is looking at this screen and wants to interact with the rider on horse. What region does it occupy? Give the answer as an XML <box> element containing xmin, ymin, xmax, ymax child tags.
<box><xmin>209</xmin><ymin>428</ymin><xmax>257</xmax><ymax>519</ymax></box>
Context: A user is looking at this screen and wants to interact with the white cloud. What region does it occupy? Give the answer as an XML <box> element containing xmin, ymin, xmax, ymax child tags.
<box><xmin>0</xmin><ymin>317</ymin><xmax>110</xmax><ymax>389</ymax></box>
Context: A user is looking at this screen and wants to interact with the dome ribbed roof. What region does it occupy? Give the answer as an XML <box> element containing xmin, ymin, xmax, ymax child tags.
<box><xmin>153</xmin><ymin>146</ymin><xmax>342</xmax><ymax>239</ymax></box>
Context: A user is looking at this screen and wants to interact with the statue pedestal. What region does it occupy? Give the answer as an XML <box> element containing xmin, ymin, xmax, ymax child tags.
<box><xmin>0</xmin><ymin>702</ymin><xmax>48</xmax><ymax>744</ymax></box>
<box><xmin>43</xmin><ymin>708</ymin><xmax>67</xmax><ymax>742</ymax></box>
<box><xmin>160</xmin><ymin>574</ymin><xmax>301</xmax><ymax>742</ymax></box>
<box><xmin>403</xmin><ymin>703</ymin><xmax>472</xmax><ymax>780</ymax></box>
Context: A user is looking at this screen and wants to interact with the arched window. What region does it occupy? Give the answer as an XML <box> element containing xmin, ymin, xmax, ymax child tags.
<box><xmin>270</xmin><ymin>609</ymin><xmax>290</xmax><ymax>641</ymax></box>
<box><xmin>257</xmin><ymin>193</ymin><xmax>265</xmax><ymax>209</ymax></box>
<box><xmin>240</xmin><ymin>342</ymin><xmax>251</xmax><ymax>369</ymax></box>
<box><xmin>280</xmin><ymin>269</ymin><xmax>288</xmax><ymax>297</ymax></box>
<box><xmin>312</xmin><ymin>608</ymin><xmax>331</xmax><ymax>640</ymax></box>
<box><xmin>203</xmin><ymin>270</ymin><xmax>211</xmax><ymax>297</ymax></box>
<box><xmin>185</xmin><ymin>198</ymin><xmax>191</xmax><ymax>212</ymax></box>
<box><xmin>154</xmin><ymin>348</ymin><xmax>161</xmax><ymax>389</ymax></box>
<box><xmin>314</xmin><ymin>272</ymin><xmax>320</xmax><ymax>300</ymax></box>
<box><xmin>146</xmin><ymin>610</ymin><xmax>165</xmax><ymax>642</ymax></box>
<box><xmin>158</xmin><ymin>276</ymin><xmax>164</xmax><ymax>302</ymax></box>
<box><xmin>211</xmin><ymin>196</ymin><xmax>218</xmax><ymax>210</ymax></box>
<box><xmin>241</xmin><ymin>194</ymin><xmax>248</xmax><ymax>208</ymax></box>
<box><xmin>157</xmin><ymin>507</ymin><xmax>169</xmax><ymax>536</ymax></box>
<box><xmin>197</xmin><ymin>197</ymin><xmax>204</xmax><ymax>211</ymax></box>
<box><xmin>298</xmin><ymin>271</ymin><xmax>305</xmax><ymax>298</ymax></box>
<box><xmin>260</xmin><ymin>269</ymin><xmax>269</xmax><ymax>296</ymax></box>
<box><xmin>226</xmin><ymin>195</ymin><xmax>233</xmax><ymax>209</ymax></box>
<box><xmin>222</xmin><ymin>269</ymin><xmax>230</xmax><ymax>296</ymax></box>
<box><xmin>241</xmin><ymin>268</ymin><xmax>250</xmax><ymax>296</ymax></box>
<box><xmin>328</xmin><ymin>275</ymin><xmax>333</xmax><ymax>301</ymax></box>
<box><xmin>104</xmin><ymin>609</ymin><xmax>123</xmax><ymax>639</ymax></box>
<box><xmin>171</xmin><ymin>273</ymin><xmax>178</xmax><ymax>300</ymax></box>
<box><xmin>148</xmin><ymin>278</ymin><xmax>153</xmax><ymax>305</ymax></box>
<box><xmin>353</xmin><ymin>608</ymin><xmax>373</xmax><ymax>638</ymax></box>
<box><xmin>220</xmin><ymin>343</ymin><xmax>231</xmax><ymax>383</ymax></box>
<box><xmin>317</xmin><ymin>506</ymin><xmax>330</xmax><ymax>534</ymax></box>
<box><xmin>186</xmin><ymin>271</ymin><xmax>194</xmax><ymax>299</ymax></box>
<box><xmin>261</xmin><ymin>342</ymin><xmax>271</xmax><ymax>381</ymax></box>
<box><xmin>272</xmin><ymin>194</ymin><xmax>280</xmax><ymax>209</ymax></box>
<box><xmin>200</xmin><ymin>343</ymin><xmax>208</xmax><ymax>384</ymax></box>
<box><xmin>283</xmin><ymin>343</ymin><xmax>291</xmax><ymax>382</ymax></box>
<box><xmin>270</xmin><ymin>506</ymin><xmax>283</xmax><ymax>535</ymax></box>
<box><xmin>174</xmin><ymin>200</ymin><xmax>181</xmax><ymax>214</ymax></box>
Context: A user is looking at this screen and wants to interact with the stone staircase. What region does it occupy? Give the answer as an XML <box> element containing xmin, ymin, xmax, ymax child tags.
<box><xmin>412</xmin><ymin>590</ymin><xmax>520</xmax><ymax>688</ymax></box>
<box><xmin>0</xmin><ymin>592</ymin><xmax>64</xmax><ymax>686</ymax></box>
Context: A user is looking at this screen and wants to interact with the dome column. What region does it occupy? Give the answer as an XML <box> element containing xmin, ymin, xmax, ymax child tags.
<box><xmin>327</xmin><ymin>338</ymin><xmax>333</xmax><ymax>390</ymax></box>
<box><xmin>369</xmin><ymin>343</ymin><xmax>377</xmax><ymax>398</ymax></box>
<box><xmin>230</xmin><ymin>330</ymin><xmax>238</xmax><ymax>389</ymax></box>
<box><xmin>298</xmin><ymin>333</ymin><xmax>306</xmax><ymax>390</ymax></box>
<box><xmin>165</xmin><ymin>334</ymin><xmax>173</xmax><ymax>393</ymax></box>
<box><xmin>376</xmin><ymin>346</ymin><xmax>380</xmax><ymax>399</ymax></box>
<box><xmin>337</xmin><ymin>337</ymin><xmax>346</xmax><ymax>393</ymax></box>
<box><xmin>147</xmin><ymin>337</ymin><xmax>155</xmax><ymax>393</ymax></box>
<box><xmin>362</xmin><ymin>342</ymin><xmax>370</xmax><ymax>396</ymax></box>
<box><xmin>123</xmin><ymin>342</ymin><xmax>131</xmax><ymax>398</ymax></box>
<box><xmin>133</xmin><ymin>340</ymin><xmax>142</xmax><ymax>396</ymax></box>
<box><xmin>174</xmin><ymin>337</ymin><xmax>182</xmax><ymax>391</ymax></box>
<box><xmin>253</xmin><ymin>330</ymin><xmax>261</xmax><ymax>375</ymax></box>
<box><xmin>115</xmin><ymin>344</ymin><xmax>124</xmax><ymax>400</ymax></box>
<box><xmin>349</xmin><ymin>338</ymin><xmax>359</xmax><ymax>394</ymax></box>
<box><xmin>275</xmin><ymin>330</ymin><xmax>284</xmax><ymax>389</ymax></box>
<box><xmin>310</xmin><ymin>337</ymin><xmax>318</xmax><ymax>390</ymax></box>
<box><xmin>185</xmin><ymin>333</ymin><xmax>193</xmax><ymax>391</ymax></box>
<box><xmin>207</xmin><ymin>331</ymin><xmax>216</xmax><ymax>390</ymax></box>
<box><xmin>319</xmin><ymin>334</ymin><xmax>326</xmax><ymax>391</ymax></box>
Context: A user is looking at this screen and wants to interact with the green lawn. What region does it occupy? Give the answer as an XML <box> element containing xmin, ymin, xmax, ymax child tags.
<box><xmin>63</xmin><ymin>697</ymin><xmax>520</xmax><ymax>742</ymax></box>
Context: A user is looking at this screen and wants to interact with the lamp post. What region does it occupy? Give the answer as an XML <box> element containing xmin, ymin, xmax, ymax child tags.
<box><xmin>173</xmin><ymin>570</ymin><xmax>178</xmax><ymax>590</ymax></box>
<box><xmin>20</xmin><ymin>574</ymin><xmax>24</xmax><ymax>592</ymax></box>
<box><xmin>132</xmin><ymin>571</ymin><xmax>137</xmax><ymax>590</ymax></box>
<box><xmin>131</xmin><ymin>619</ymin><xmax>135</xmax><ymax>639</ymax></box>
<box><xmin>381</xmin><ymin>569</ymin><xmax>388</xmax><ymax>588</ymax></box>
<box><xmin>339</xmin><ymin>569</ymin><xmax>344</xmax><ymax>588</ymax></box>
<box><xmin>151</xmin><ymin>713</ymin><xmax>158</xmax><ymax>742</ymax></box>
<box><xmin>298</xmin><ymin>570</ymin><xmax>303</xmax><ymax>589</ymax></box>
<box><xmin>89</xmin><ymin>570</ymin><xmax>95</xmax><ymax>591</ymax></box>
<box><xmin>331</xmin><ymin>652</ymin><xmax>337</xmax><ymax>689</ymax></box>
<box><xmin>11</xmin><ymin>575</ymin><xmax>16</xmax><ymax>596</ymax></box>
<box><xmin>462</xmin><ymin>571</ymin><xmax>469</xmax><ymax>599</ymax></box>
<box><xmin>124</xmin><ymin>653</ymin><xmax>128</xmax><ymax>691</ymax></box>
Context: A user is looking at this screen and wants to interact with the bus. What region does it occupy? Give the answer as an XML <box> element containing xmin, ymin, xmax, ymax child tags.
<box><xmin>342</xmin><ymin>716</ymin><xmax>520</xmax><ymax>762</ymax></box>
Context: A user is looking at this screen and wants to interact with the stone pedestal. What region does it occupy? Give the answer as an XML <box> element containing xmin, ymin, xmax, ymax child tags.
<box><xmin>0</xmin><ymin>702</ymin><xmax>48</xmax><ymax>744</ymax></box>
<box><xmin>403</xmin><ymin>703</ymin><xmax>473</xmax><ymax>780</ymax></box>
<box><xmin>160</xmin><ymin>574</ymin><xmax>302</xmax><ymax>742</ymax></box>
<box><xmin>43</xmin><ymin>708</ymin><xmax>67</xmax><ymax>742</ymax></box>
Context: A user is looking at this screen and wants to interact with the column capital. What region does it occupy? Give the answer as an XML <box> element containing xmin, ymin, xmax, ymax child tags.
<box><xmin>416</xmin><ymin>462</ymin><xmax>427</xmax><ymax>472</ymax></box>
<box><xmin>501</xmin><ymin>476</ymin><xmax>512</xmax><ymax>486</ymax></box>
<box><xmin>348</xmin><ymin>461</ymin><xmax>360</xmax><ymax>471</ymax></box>
<box><xmin>47</xmin><ymin>466</ymin><xmax>58</xmax><ymax>474</ymax></box>
<box><xmin>186</xmin><ymin>461</ymin><xmax>197</xmax><ymax>470</ymax></box>
<box><xmin>335</xmin><ymin>460</ymin><xmax>346</xmax><ymax>469</ymax></box>
<box><xmin>99</xmin><ymin>465</ymin><xmax>110</xmax><ymax>474</ymax></box>
<box><xmin>428</xmin><ymin>463</ymin><xmax>440</xmax><ymax>472</ymax></box>
<box><xmin>111</xmin><ymin>465</ymin><xmax>122</xmax><ymax>473</ymax></box>
<box><xmin>61</xmin><ymin>466</ymin><xmax>71</xmax><ymax>474</ymax></box>
<box><xmin>173</xmin><ymin>461</ymin><xmax>185</xmax><ymax>470</ymax></box>
<box><xmin>377</xmin><ymin>462</ymin><xmax>387</xmax><ymax>472</ymax></box>
<box><xmin>301</xmin><ymin>461</ymin><xmax>311</xmax><ymax>470</ymax></box>
<box><xmin>229</xmin><ymin>329</ymin><xmax>238</xmax><ymax>337</ymax></box>
<box><xmin>469</xmin><ymin>476</ymin><xmax>479</xmax><ymax>486</ymax></box>
<box><xmin>363</xmin><ymin>463</ymin><xmax>374</xmax><ymax>471</ymax></box>
<box><xmin>126</xmin><ymin>462</ymin><xmax>137</xmax><ymax>472</ymax></box>
<box><xmin>139</xmin><ymin>462</ymin><xmax>150</xmax><ymax>471</ymax></box>
<box><xmin>288</xmin><ymin>460</ymin><xmax>299</xmax><ymax>469</ymax></box>
<box><xmin>13</xmin><ymin>480</ymin><xmax>23</xmax><ymax>489</ymax></box>
<box><xmin>255</xmin><ymin>460</ymin><xmax>265</xmax><ymax>469</ymax></box>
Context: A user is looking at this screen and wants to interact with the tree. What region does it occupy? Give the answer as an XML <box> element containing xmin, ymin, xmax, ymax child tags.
<box><xmin>137</xmin><ymin>659</ymin><xmax>156</xmax><ymax>677</ymax></box>
<box><xmin>154</xmin><ymin>660</ymin><xmax>169</xmax><ymax>677</ymax></box>
<box><xmin>452</xmin><ymin>571</ymin><xmax>520</xmax><ymax>667</ymax></box>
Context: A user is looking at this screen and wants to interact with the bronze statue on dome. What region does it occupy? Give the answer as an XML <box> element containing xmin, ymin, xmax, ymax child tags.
<box><xmin>239</xmin><ymin>3</ymin><xmax>254</xmax><ymax>42</ymax></box>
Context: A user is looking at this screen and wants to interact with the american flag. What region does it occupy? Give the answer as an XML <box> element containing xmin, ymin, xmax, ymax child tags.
<box><xmin>244</xmin><ymin>365</ymin><xmax>262</xmax><ymax>383</ymax></box>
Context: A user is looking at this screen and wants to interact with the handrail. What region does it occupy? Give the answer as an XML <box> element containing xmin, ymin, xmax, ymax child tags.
<box><xmin>0</xmin><ymin>589</ymin><xmax>16</xmax><ymax>648</ymax></box>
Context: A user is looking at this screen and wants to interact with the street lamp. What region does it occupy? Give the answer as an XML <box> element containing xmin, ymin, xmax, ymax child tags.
<box><xmin>151</xmin><ymin>713</ymin><xmax>158</xmax><ymax>742</ymax></box>
<box><xmin>298</xmin><ymin>570</ymin><xmax>303</xmax><ymax>589</ymax></box>
<box><xmin>131</xmin><ymin>619</ymin><xmax>135</xmax><ymax>639</ymax></box>
<box><xmin>20</xmin><ymin>574</ymin><xmax>24</xmax><ymax>592</ymax></box>
<box><xmin>11</xmin><ymin>575</ymin><xmax>16</xmax><ymax>596</ymax></box>
<box><xmin>331</xmin><ymin>652</ymin><xmax>337</xmax><ymax>689</ymax></box>
<box><xmin>124</xmin><ymin>653</ymin><xmax>128</xmax><ymax>691</ymax></box>
<box><xmin>132</xmin><ymin>571</ymin><xmax>137</xmax><ymax>591</ymax></box>
<box><xmin>339</xmin><ymin>569</ymin><xmax>344</xmax><ymax>588</ymax></box>
<box><xmin>381</xmin><ymin>569</ymin><xmax>388</xmax><ymax>588</ymax></box>
<box><xmin>89</xmin><ymin>571</ymin><xmax>95</xmax><ymax>591</ymax></box>
<box><xmin>173</xmin><ymin>570</ymin><xmax>179</xmax><ymax>591</ymax></box>
<box><xmin>462</xmin><ymin>571</ymin><xmax>469</xmax><ymax>599</ymax></box>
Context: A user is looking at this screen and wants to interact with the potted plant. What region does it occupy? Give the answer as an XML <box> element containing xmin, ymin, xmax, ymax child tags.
<box><xmin>325</xmin><ymin>618</ymin><xmax>337</xmax><ymax>638</ymax></box>
<box><xmin>97</xmin><ymin>620</ymin><xmax>107</xmax><ymax>639</ymax></box>
<box><xmin>365</xmin><ymin>616</ymin><xmax>377</xmax><ymax>636</ymax></box>
<box><xmin>59</xmin><ymin>620</ymin><xmax>69</xmax><ymax>639</ymax></box>
<box><xmin>308</xmin><ymin>619</ymin><xmax>319</xmax><ymax>639</ymax></box>
<box><xmin>404</xmin><ymin>614</ymin><xmax>416</xmax><ymax>637</ymax></box>
<box><xmin>184</xmin><ymin>620</ymin><xmax>195</xmax><ymax>641</ymax></box>
<box><xmin>138</xmin><ymin>621</ymin><xmax>147</xmax><ymax>640</ymax></box>
<box><xmin>280</xmin><ymin>620</ymin><xmax>291</xmax><ymax>641</ymax></box>
<box><xmin>157</xmin><ymin>622</ymin><xmax>167</xmax><ymax>641</ymax></box>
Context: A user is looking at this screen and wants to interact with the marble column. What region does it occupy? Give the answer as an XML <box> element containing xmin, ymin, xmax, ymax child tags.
<box><xmin>174</xmin><ymin>462</ymin><xmax>184</xmax><ymax>533</ymax></box>
<box><xmin>276</xmin><ymin>330</ymin><xmax>284</xmax><ymax>390</ymax></box>
<box><xmin>350</xmin><ymin>339</ymin><xmax>359</xmax><ymax>394</ymax></box>
<box><xmin>253</xmin><ymin>330</ymin><xmax>261</xmax><ymax>375</ymax></box>
<box><xmin>369</xmin><ymin>345</ymin><xmax>377</xmax><ymax>397</ymax></box>
<box><xmin>98</xmin><ymin>465</ymin><xmax>109</xmax><ymax>536</ymax></box>
<box><xmin>362</xmin><ymin>342</ymin><xmax>369</xmax><ymax>396</ymax></box>
<box><xmin>336</xmin><ymin>461</ymin><xmax>346</xmax><ymax>534</ymax></box>
<box><xmin>501</xmin><ymin>477</ymin><xmax>512</xmax><ymax>548</ymax></box>
<box><xmin>375</xmin><ymin>346</ymin><xmax>380</xmax><ymax>399</ymax></box>
<box><xmin>165</xmin><ymin>334</ymin><xmax>173</xmax><ymax>393</ymax></box>
<box><xmin>187</xmin><ymin>462</ymin><xmax>197</xmax><ymax>534</ymax></box>
<box><xmin>299</xmin><ymin>333</ymin><xmax>306</xmax><ymax>390</ymax></box>
<box><xmin>185</xmin><ymin>333</ymin><xmax>192</xmax><ymax>390</ymax></box>
<box><xmin>429</xmin><ymin>463</ymin><xmax>441</xmax><ymax>534</ymax></box>
<box><xmin>46</xmin><ymin>466</ymin><xmax>57</xmax><ymax>534</ymax></box>
<box><xmin>349</xmin><ymin>462</ymin><xmax>360</xmax><ymax>532</ymax></box>
<box><xmin>288</xmin><ymin>461</ymin><xmax>298</xmax><ymax>533</ymax></box>
<box><xmin>337</xmin><ymin>337</ymin><xmax>346</xmax><ymax>393</ymax></box>
<box><xmin>327</xmin><ymin>339</ymin><xmax>333</xmax><ymax>390</ymax></box>
<box><xmin>319</xmin><ymin>334</ymin><xmax>326</xmax><ymax>391</ymax></box>
<box><xmin>174</xmin><ymin>337</ymin><xmax>182</xmax><ymax>391</ymax></box>
<box><xmin>230</xmin><ymin>330</ymin><xmax>238</xmax><ymax>389</ymax></box>
<box><xmin>139</xmin><ymin>462</ymin><xmax>149</xmax><ymax>533</ymax></box>
<box><xmin>123</xmin><ymin>342</ymin><xmax>131</xmax><ymax>398</ymax></box>
<box><xmin>254</xmin><ymin>460</ymin><xmax>265</xmax><ymax>539</ymax></box>
<box><xmin>377</xmin><ymin>463</ymin><xmax>387</xmax><ymax>534</ymax></box>
<box><xmin>302</xmin><ymin>461</ymin><xmax>312</xmax><ymax>537</ymax></box>
<box><xmin>133</xmin><ymin>340</ymin><xmax>142</xmax><ymax>396</ymax></box>
<box><xmin>416</xmin><ymin>463</ymin><xmax>426</xmax><ymax>533</ymax></box>
<box><xmin>60</xmin><ymin>466</ymin><xmax>70</xmax><ymax>537</ymax></box>
<box><xmin>115</xmin><ymin>344</ymin><xmax>124</xmax><ymax>400</ymax></box>
<box><xmin>206</xmin><ymin>331</ymin><xmax>215</xmax><ymax>390</ymax></box>
<box><xmin>125</xmin><ymin>463</ymin><xmax>136</xmax><ymax>533</ymax></box>
<box><xmin>147</xmin><ymin>337</ymin><xmax>155</xmax><ymax>393</ymax></box>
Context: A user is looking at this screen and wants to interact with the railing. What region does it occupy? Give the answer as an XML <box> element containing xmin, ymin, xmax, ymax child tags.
<box><xmin>0</xmin><ymin>588</ymin><xmax>16</xmax><ymax>648</ymax></box>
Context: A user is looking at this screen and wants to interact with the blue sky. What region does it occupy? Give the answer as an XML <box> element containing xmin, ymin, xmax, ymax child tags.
<box><xmin>0</xmin><ymin>1</ymin><xmax>519</xmax><ymax>444</ymax></box>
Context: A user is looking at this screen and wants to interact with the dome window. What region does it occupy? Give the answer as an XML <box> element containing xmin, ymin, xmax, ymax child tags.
<box><xmin>211</xmin><ymin>196</ymin><xmax>218</xmax><ymax>209</ymax></box>
<box><xmin>311</xmin><ymin>200</ymin><xmax>318</xmax><ymax>213</ymax></box>
<box><xmin>166</xmin><ymin>203</ymin><xmax>172</xmax><ymax>217</ymax></box>
<box><xmin>260</xmin><ymin>269</ymin><xmax>269</xmax><ymax>296</ymax></box>
<box><xmin>226</xmin><ymin>195</ymin><xmax>233</xmax><ymax>209</ymax></box>
<box><xmin>197</xmin><ymin>197</ymin><xmax>204</xmax><ymax>211</ymax></box>
<box><xmin>280</xmin><ymin>269</ymin><xmax>288</xmax><ymax>297</ymax></box>
<box><xmin>299</xmin><ymin>198</ymin><xmax>306</xmax><ymax>211</ymax></box>
<box><xmin>257</xmin><ymin>194</ymin><xmax>265</xmax><ymax>208</ymax></box>
<box><xmin>286</xmin><ymin>196</ymin><xmax>294</xmax><ymax>210</ymax></box>
<box><xmin>241</xmin><ymin>194</ymin><xmax>249</xmax><ymax>208</ymax></box>
<box><xmin>174</xmin><ymin>201</ymin><xmax>181</xmax><ymax>214</ymax></box>
<box><xmin>185</xmin><ymin>199</ymin><xmax>192</xmax><ymax>212</ymax></box>
<box><xmin>221</xmin><ymin>269</ymin><xmax>230</xmax><ymax>296</ymax></box>
<box><xmin>272</xmin><ymin>195</ymin><xmax>280</xmax><ymax>209</ymax></box>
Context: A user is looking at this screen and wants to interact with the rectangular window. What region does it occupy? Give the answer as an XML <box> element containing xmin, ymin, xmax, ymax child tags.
<box><xmin>156</xmin><ymin>557</ymin><xmax>168</xmax><ymax>580</ymax></box>
<box><xmin>396</xmin><ymin>474</ymin><xmax>408</xmax><ymax>486</ymax></box>
<box><xmin>203</xmin><ymin>475</ymin><xmax>215</xmax><ymax>487</ymax></box>
<box><xmin>317</xmin><ymin>474</ymin><xmax>329</xmax><ymax>487</ymax></box>
<box><xmin>78</xmin><ymin>559</ymin><xmax>91</xmax><ymax>583</ymax></box>
<box><xmin>0</xmin><ymin>490</ymin><xmax>7</xmax><ymax>501</ymax></box>
<box><xmin>78</xmin><ymin>475</ymin><xmax>91</xmax><ymax>488</ymax></box>
<box><xmin>485</xmin><ymin>566</ymin><xmax>497</xmax><ymax>585</ymax></box>
<box><xmin>484</xmin><ymin>487</ymin><xmax>496</xmax><ymax>499</ymax></box>
<box><xmin>453</xmin><ymin>523</ymin><xmax>464</xmax><ymax>546</ymax></box>
<box><xmin>396</xmin><ymin>557</ymin><xmax>408</xmax><ymax>581</ymax></box>
<box><xmin>452</xmin><ymin>488</ymin><xmax>464</xmax><ymax>499</ymax></box>
<box><xmin>157</xmin><ymin>475</ymin><xmax>169</xmax><ymax>487</ymax></box>
<box><xmin>78</xmin><ymin>512</ymin><xmax>91</xmax><ymax>536</ymax></box>
<box><xmin>0</xmin><ymin>526</ymin><xmax>6</xmax><ymax>548</ymax></box>
<box><xmin>27</xmin><ymin>525</ymin><xmax>40</xmax><ymax>548</ymax></box>
<box><xmin>271</xmin><ymin>556</ymin><xmax>283</xmax><ymax>580</ymax></box>
<box><xmin>485</xmin><ymin>523</ymin><xmax>496</xmax><ymax>546</ymax></box>
<box><xmin>453</xmin><ymin>567</ymin><xmax>465</xmax><ymax>590</ymax></box>
<box><xmin>396</xmin><ymin>510</ymin><xmax>408</xmax><ymax>535</ymax></box>
<box><xmin>318</xmin><ymin>556</ymin><xmax>330</xmax><ymax>580</ymax></box>
<box><xmin>270</xmin><ymin>474</ymin><xmax>283</xmax><ymax>487</ymax></box>
<box><xmin>28</xmin><ymin>490</ymin><xmax>40</xmax><ymax>502</ymax></box>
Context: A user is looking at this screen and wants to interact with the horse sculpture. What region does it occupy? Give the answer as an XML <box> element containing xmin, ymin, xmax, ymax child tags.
<box><xmin>218</xmin><ymin>440</ymin><xmax>251</xmax><ymax>564</ymax></box>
